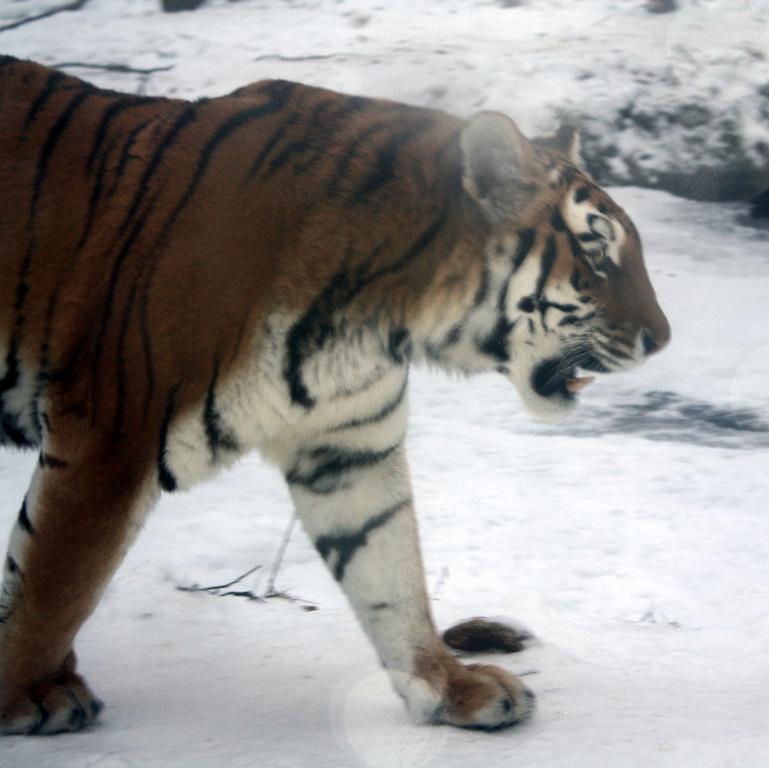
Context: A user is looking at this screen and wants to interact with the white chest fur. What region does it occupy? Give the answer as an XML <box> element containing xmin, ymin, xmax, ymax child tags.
<box><xmin>163</xmin><ymin>313</ymin><xmax>408</xmax><ymax>490</ymax></box>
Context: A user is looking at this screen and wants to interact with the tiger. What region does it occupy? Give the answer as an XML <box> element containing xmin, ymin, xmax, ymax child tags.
<box><xmin>0</xmin><ymin>54</ymin><xmax>670</xmax><ymax>735</ymax></box>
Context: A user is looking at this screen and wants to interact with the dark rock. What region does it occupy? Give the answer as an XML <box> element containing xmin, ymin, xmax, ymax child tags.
<box><xmin>162</xmin><ymin>0</ymin><xmax>206</xmax><ymax>12</ymax></box>
<box><xmin>750</xmin><ymin>187</ymin><xmax>769</xmax><ymax>219</ymax></box>
<box><xmin>677</xmin><ymin>104</ymin><xmax>711</xmax><ymax>129</ymax></box>
<box><xmin>647</xmin><ymin>0</ymin><xmax>677</xmax><ymax>13</ymax></box>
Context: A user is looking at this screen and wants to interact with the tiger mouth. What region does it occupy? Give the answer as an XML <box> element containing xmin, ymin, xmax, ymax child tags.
<box><xmin>531</xmin><ymin>354</ymin><xmax>609</xmax><ymax>400</ymax></box>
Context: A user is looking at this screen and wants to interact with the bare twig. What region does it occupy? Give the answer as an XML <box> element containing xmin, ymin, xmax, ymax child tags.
<box><xmin>264</xmin><ymin>589</ymin><xmax>318</xmax><ymax>612</ymax></box>
<box><xmin>218</xmin><ymin>590</ymin><xmax>264</xmax><ymax>602</ymax></box>
<box><xmin>53</xmin><ymin>61</ymin><xmax>175</xmax><ymax>75</ymax></box>
<box><xmin>0</xmin><ymin>0</ymin><xmax>90</xmax><ymax>33</ymax></box>
<box><xmin>176</xmin><ymin>564</ymin><xmax>262</xmax><ymax>594</ymax></box>
<box><xmin>251</xmin><ymin>53</ymin><xmax>360</xmax><ymax>63</ymax></box>
<box><xmin>265</xmin><ymin>510</ymin><xmax>298</xmax><ymax>596</ymax></box>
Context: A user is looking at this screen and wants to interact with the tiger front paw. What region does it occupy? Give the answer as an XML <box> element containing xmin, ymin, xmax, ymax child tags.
<box><xmin>0</xmin><ymin>671</ymin><xmax>103</xmax><ymax>735</ymax></box>
<box><xmin>409</xmin><ymin>650</ymin><xmax>535</xmax><ymax>730</ymax></box>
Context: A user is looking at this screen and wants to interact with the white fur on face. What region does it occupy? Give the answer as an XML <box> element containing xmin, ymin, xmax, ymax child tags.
<box><xmin>563</xmin><ymin>193</ymin><xmax>626</xmax><ymax>269</ymax></box>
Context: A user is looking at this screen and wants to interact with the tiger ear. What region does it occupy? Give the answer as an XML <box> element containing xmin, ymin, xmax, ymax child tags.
<box><xmin>460</xmin><ymin>111</ymin><xmax>540</xmax><ymax>223</ymax></box>
<box><xmin>534</xmin><ymin>124</ymin><xmax>584</xmax><ymax>168</ymax></box>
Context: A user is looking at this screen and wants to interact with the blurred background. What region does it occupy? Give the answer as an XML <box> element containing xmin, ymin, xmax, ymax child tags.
<box><xmin>2</xmin><ymin>0</ymin><xmax>768</xmax><ymax>205</ymax></box>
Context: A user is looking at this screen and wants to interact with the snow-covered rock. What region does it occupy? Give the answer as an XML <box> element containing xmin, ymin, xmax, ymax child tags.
<box><xmin>1</xmin><ymin>0</ymin><xmax>767</xmax><ymax>200</ymax></box>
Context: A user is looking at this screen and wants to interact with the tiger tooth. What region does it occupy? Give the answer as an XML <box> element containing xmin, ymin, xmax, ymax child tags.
<box><xmin>565</xmin><ymin>376</ymin><xmax>595</xmax><ymax>393</ymax></box>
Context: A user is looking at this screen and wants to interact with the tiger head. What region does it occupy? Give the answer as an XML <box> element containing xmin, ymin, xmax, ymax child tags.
<box><xmin>433</xmin><ymin>111</ymin><xmax>670</xmax><ymax>420</ymax></box>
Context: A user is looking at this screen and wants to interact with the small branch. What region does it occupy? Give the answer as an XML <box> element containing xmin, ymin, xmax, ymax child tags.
<box><xmin>251</xmin><ymin>53</ymin><xmax>360</xmax><ymax>63</ymax></box>
<box><xmin>52</xmin><ymin>61</ymin><xmax>175</xmax><ymax>75</ymax></box>
<box><xmin>260</xmin><ymin>511</ymin><xmax>317</xmax><ymax>610</ymax></box>
<box><xmin>0</xmin><ymin>0</ymin><xmax>90</xmax><ymax>34</ymax></box>
<box><xmin>176</xmin><ymin>564</ymin><xmax>262</xmax><ymax>594</ymax></box>
<box><xmin>264</xmin><ymin>589</ymin><xmax>318</xmax><ymax>612</ymax></box>
<box><xmin>265</xmin><ymin>510</ymin><xmax>298</xmax><ymax>596</ymax></box>
<box><xmin>218</xmin><ymin>589</ymin><xmax>264</xmax><ymax>602</ymax></box>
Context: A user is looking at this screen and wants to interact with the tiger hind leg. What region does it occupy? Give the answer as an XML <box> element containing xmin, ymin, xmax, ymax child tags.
<box><xmin>0</xmin><ymin>448</ymin><xmax>156</xmax><ymax>735</ymax></box>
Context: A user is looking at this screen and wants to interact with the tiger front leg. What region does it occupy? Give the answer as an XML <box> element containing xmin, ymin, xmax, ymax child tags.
<box><xmin>0</xmin><ymin>445</ymin><xmax>155</xmax><ymax>735</ymax></box>
<box><xmin>285</xmin><ymin>429</ymin><xmax>535</xmax><ymax>730</ymax></box>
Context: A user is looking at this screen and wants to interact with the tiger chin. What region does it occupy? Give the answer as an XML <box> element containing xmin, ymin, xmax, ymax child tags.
<box><xmin>0</xmin><ymin>55</ymin><xmax>669</xmax><ymax>735</ymax></box>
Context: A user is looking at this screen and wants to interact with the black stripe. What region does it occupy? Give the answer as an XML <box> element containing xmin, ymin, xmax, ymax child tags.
<box><xmin>597</xmin><ymin>341</ymin><xmax>633</xmax><ymax>361</ymax></box>
<box><xmin>80</xmin><ymin>129</ymin><xmax>123</xmax><ymax>250</ymax></box>
<box><xmin>245</xmin><ymin>120</ymin><xmax>291</xmax><ymax>181</ymax></box>
<box><xmin>107</xmin><ymin>117</ymin><xmax>155</xmax><ymax>198</ymax></box>
<box><xmin>90</xmin><ymin>207</ymin><xmax>153</xmax><ymax>420</ymax></box>
<box><xmin>18</xmin><ymin>499</ymin><xmax>33</xmax><ymax>534</ymax></box>
<box><xmin>158</xmin><ymin>387</ymin><xmax>179</xmax><ymax>492</ymax></box>
<box><xmin>534</xmin><ymin>235</ymin><xmax>557</xmax><ymax>298</ymax></box>
<box><xmin>326</xmin><ymin>114</ymin><xmax>399</xmax><ymax>197</ymax></box>
<box><xmin>203</xmin><ymin>359</ymin><xmax>239</xmax><ymax>460</ymax></box>
<box><xmin>331</xmin><ymin>376</ymin><xmax>408</xmax><ymax>432</ymax></box>
<box><xmin>6</xmin><ymin>556</ymin><xmax>19</xmax><ymax>575</ymax></box>
<box><xmin>139</xmin><ymin>257</ymin><xmax>160</xmax><ymax>418</ymax></box>
<box><xmin>29</xmin><ymin>345</ymin><xmax>51</xmax><ymax>443</ymax></box>
<box><xmin>36</xmin><ymin>119</ymin><xmax>143</xmax><ymax>411</ymax></box>
<box><xmin>0</xmin><ymin>411</ymin><xmax>33</xmax><ymax>447</ymax></box>
<box><xmin>315</xmin><ymin>499</ymin><xmax>409</xmax><ymax>581</ymax></box>
<box><xmin>110</xmin><ymin>274</ymin><xmax>142</xmax><ymax>444</ymax></box>
<box><xmin>133</xmin><ymin>87</ymin><xmax>296</xmax><ymax>411</ymax></box>
<box><xmin>117</xmin><ymin>104</ymin><xmax>198</xmax><ymax>238</ymax></box>
<box><xmin>574</xmin><ymin>185</ymin><xmax>590</xmax><ymax>203</ymax></box>
<box><xmin>478</xmin><ymin>315</ymin><xmax>514</xmax><ymax>362</ymax></box>
<box><xmin>387</xmin><ymin>328</ymin><xmax>412</xmax><ymax>364</ymax></box>
<box><xmin>550</xmin><ymin>208</ymin><xmax>566</xmax><ymax>231</ymax></box>
<box><xmin>284</xmin><ymin>272</ymin><xmax>356</xmax><ymax>408</ymax></box>
<box><xmin>0</xmin><ymin>335</ymin><xmax>20</xmax><ymax>394</ymax></box>
<box><xmin>347</xmin><ymin>116</ymin><xmax>436</xmax><ymax>203</ymax></box>
<box><xmin>293</xmin><ymin>98</ymin><xmax>368</xmax><ymax>177</ymax></box>
<box><xmin>517</xmin><ymin>296</ymin><xmax>535</xmax><ymax>313</ymax></box>
<box><xmin>85</xmin><ymin>97</ymin><xmax>157</xmax><ymax>176</ymax></box>
<box><xmin>172</xmin><ymin>83</ymin><xmax>297</xmax><ymax>226</ymax></box>
<box><xmin>263</xmin><ymin>96</ymin><xmax>336</xmax><ymax>177</ymax></box>
<box><xmin>545</xmin><ymin>301</ymin><xmax>578</xmax><ymax>313</ymax></box>
<box><xmin>284</xmin><ymin>208</ymin><xmax>449</xmax><ymax>408</ymax></box>
<box><xmin>30</xmin><ymin>90</ymin><xmax>93</xmax><ymax>218</ymax></box>
<box><xmin>558</xmin><ymin>311</ymin><xmax>596</xmax><ymax>327</ymax></box>
<box><xmin>287</xmin><ymin>443</ymin><xmax>399</xmax><ymax>495</ymax></box>
<box><xmin>24</xmin><ymin>70</ymin><xmax>66</xmax><ymax>128</ymax></box>
<box><xmin>473</xmin><ymin>265</ymin><xmax>490</xmax><ymax>307</ymax></box>
<box><xmin>496</xmin><ymin>282</ymin><xmax>509</xmax><ymax>313</ymax></box>
<box><xmin>512</xmin><ymin>229</ymin><xmax>536</xmax><ymax>271</ymax></box>
<box><xmin>569</xmin><ymin>265</ymin><xmax>585</xmax><ymax>291</ymax></box>
<box><xmin>38</xmin><ymin>453</ymin><xmax>67</xmax><ymax>469</ymax></box>
<box><xmin>442</xmin><ymin>323</ymin><xmax>463</xmax><ymax>347</ymax></box>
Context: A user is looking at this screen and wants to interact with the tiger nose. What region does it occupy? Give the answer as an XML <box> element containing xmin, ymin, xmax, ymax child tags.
<box><xmin>641</xmin><ymin>329</ymin><xmax>660</xmax><ymax>356</ymax></box>
<box><xmin>641</xmin><ymin>325</ymin><xmax>669</xmax><ymax>357</ymax></box>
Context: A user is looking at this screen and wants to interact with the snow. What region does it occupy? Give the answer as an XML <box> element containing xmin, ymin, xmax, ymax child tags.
<box><xmin>3</xmin><ymin>0</ymin><xmax>768</xmax><ymax>198</ymax></box>
<box><xmin>2</xmin><ymin>1</ymin><xmax>769</xmax><ymax>766</ymax></box>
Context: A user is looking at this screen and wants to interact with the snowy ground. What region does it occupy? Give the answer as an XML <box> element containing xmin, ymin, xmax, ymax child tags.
<box><xmin>2</xmin><ymin>1</ymin><xmax>769</xmax><ymax>767</ymax></box>
<box><xmin>3</xmin><ymin>0</ymin><xmax>769</xmax><ymax>198</ymax></box>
